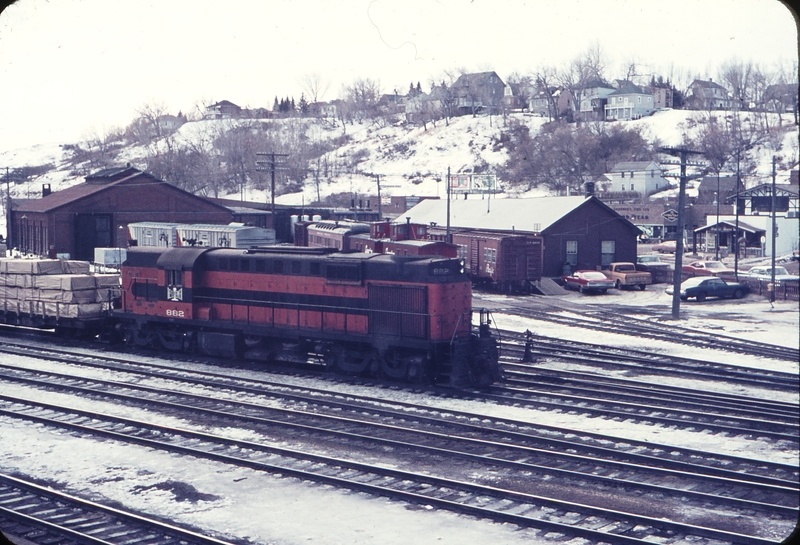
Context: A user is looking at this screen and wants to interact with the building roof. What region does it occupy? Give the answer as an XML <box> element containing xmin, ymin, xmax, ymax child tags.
<box><xmin>698</xmin><ymin>176</ymin><xmax>740</xmax><ymax>193</ymax></box>
<box><xmin>737</xmin><ymin>183</ymin><xmax>799</xmax><ymax>198</ymax></box>
<box><xmin>609</xmin><ymin>161</ymin><xmax>660</xmax><ymax>172</ymax></box>
<box><xmin>690</xmin><ymin>79</ymin><xmax>728</xmax><ymax>90</ymax></box>
<box><xmin>393</xmin><ymin>196</ymin><xmax>615</xmax><ymax>233</ymax></box>
<box><xmin>208</xmin><ymin>100</ymin><xmax>240</xmax><ymax>108</ymax></box>
<box><xmin>609</xmin><ymin>81</ymin><xmax>646</xmax><ymax>95</ymax></box>
<box><xmin>583</xmin><ymin>79</ymin><xmax>614</xmax><ymax>90</ymax></box>
<box><xmin>694</xmin><ymin>220</ymin><xmax>764</xmax><ymax>234</ymax></box>
<box><xmin>14</xmin><ymin>167</ymin><xmax>230</xmax><ymax>215</ymax></box>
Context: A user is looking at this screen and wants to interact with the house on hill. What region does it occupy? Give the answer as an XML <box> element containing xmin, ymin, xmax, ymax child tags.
<box><xmin>396</xmin><ymin>195</ymin><xmax>641</xmax><ymax>277</ymax></box>
<box><xmin>205</xmin><ymin>100</ymin><xmax>242</xmax><ymax>119</ymax></box>
<box><xmin>10</xmin><ymin>166</ymin><xmax>231</xmax><ymax>260</ymax></box>
<box><xmin>762</xmin><ymin>83</ymin><xmax>798</xmax><ymax>118</ymax></box>
<box><xmin>156</xmin><ymin>113</ymin><xmax>187</xmax><ymax>133</ymax></box>
<box><xmin>579</xmin><ymin>79</ymin><xmax>615</xmax><ymax>121</ymax></box>
<box><xmin>604</xmin><ymin>81</ymin><xmax>654</xmax><ymax>121</ymax></box>
<box><xmin>451</xmin><ymin>71</ymin><xmax>505</xmax><ymax>116</ymax></box>
<box><xmin>606</xmin><ymin>161</ymin><xmax>669</xmax><ymax>198</ymax></box>
<box><xmin>686</xmin><ymin>79</ymin><xmax>731</xmax><ymax>110</ymax></box>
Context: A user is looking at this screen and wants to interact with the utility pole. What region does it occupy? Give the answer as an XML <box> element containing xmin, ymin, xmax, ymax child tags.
<box><xmin>770</xmin><ymin>155</ymin><xmax>778</xmax><ymax>304</ymax></box>
<box><xmin>661</xmin><ymin>147</ymin><xmax>706</xmax><ymax>319</ymax></box>
<box><xmin>373</xmin><ymin>174</ymin><xmax>382</xmax><ymax>219</ymax></box>
<box><xmin>1</xmin><ymin>167</ymin><xmax>20</xmax><ymax>248</ymax></box>
<box><xmin>714</xmin><ymin>175</ymin><xmax>720</xmax><ymax>260</ymax></box>
<box><xmin>734</xmin><ymin>149</ymin><xmax>741</xmax><ymax>280</ymax></box>
<box><xmin>446</xmin><ymin>166</ymin><xmax>451</xmax><ymax>244</ymax></box>
<box><xmin>255</xmin><ymin>152</ymin><xmax>289</xmax><ymax>223</ymax></box>
<box><xmin>2</xmin><ymin>167</ymin><xmax>10</xmax><ymax>246</ymax></box>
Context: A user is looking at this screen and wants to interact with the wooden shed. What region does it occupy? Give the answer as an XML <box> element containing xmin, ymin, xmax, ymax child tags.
<box><xmin>11</xmin><ymin>166</ymin><xmax>232</xmax><ymax>261</ymax></box>
<box><xmin>398</xmin><ymin>195</ymin><xmax>641</xmax><ymax>278</ymax></box>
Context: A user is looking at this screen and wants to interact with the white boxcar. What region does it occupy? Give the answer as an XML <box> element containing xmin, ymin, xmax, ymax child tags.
<box><xmin>127</xmin><ymin>222</ymin><xmax>179</xmax><ymax>247</ymax></box>
<box><xmin>128</xmin><ymin>222</ymin><xmax>275</xmax><ymax>248</ymax></box>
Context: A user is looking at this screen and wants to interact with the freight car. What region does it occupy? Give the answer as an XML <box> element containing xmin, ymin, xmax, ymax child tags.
<box><xmin>115</xmin><ymin>246</ymin><xmax>502</xmax><ymax>388</ymax></box>
<box><xmin>448</xmin><ymin>231</ymin><xmax>544</xmax><ymax>293</ymax></box>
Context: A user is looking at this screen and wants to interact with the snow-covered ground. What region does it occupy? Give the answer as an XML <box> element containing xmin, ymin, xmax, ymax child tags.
<box><xmin>1</xmin><ymin>287</ymin><xmax>797</xmax><ymax>545</ymax></box>
<box><xmin>0</xmin><ymin>109</ymin><xmax>798</xmax><ymax>545</ymax></box>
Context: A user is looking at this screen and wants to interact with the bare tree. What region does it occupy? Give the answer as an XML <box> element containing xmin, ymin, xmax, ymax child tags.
<box><xmin>718</xmin><ymin>59</ymin><xmax>756</xmax><ymax>110</ymax></box>
<box><xmin>134</xmin><ymin>101</ymin><xmax>169</xmax><ymax>140</ymax></box>
<box><xmin>344</xmin><ymin>78</ymin><xmax>382</xmax><ymax>123</ymax></box>
<box><xmin>533</xmin><ymin>65</ymin><xmax>560</xmax><ymax>121</ymax></box>
<box><xmin>300</xmin><ymin>72</ymin><xmax>331</xmax><ymax>104</ymax></box>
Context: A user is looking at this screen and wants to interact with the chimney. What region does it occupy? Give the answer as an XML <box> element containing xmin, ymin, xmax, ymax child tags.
<box><xmin>584</xmin><ymin>181</ymin><xmax>595</xmax><ymax>198</ymax></box>
<box><xmin>42</xmin><ymin>183</ymin><xmax>51</xmax><ymax>197</ymax></box>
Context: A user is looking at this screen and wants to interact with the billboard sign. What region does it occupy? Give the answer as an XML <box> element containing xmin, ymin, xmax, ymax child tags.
<box><xmin>449</xmin><ymin>174</ymin><xmax>498</xmax><ymax>194</ymax></box>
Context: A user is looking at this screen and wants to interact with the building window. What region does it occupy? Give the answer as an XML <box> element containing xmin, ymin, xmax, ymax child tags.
<box><xmin>601</xmin><ymin>240</ymin><xmax>615</xmax><ymax>266</ymax></box>
<box><xmin>621</xmin><ymin>172</ymin><xmax>625</xmax><ymax>178</ymax></box>
<box><xmin>566</xmin><ymin>240</ymin><xmax>578</xmax><ymax>266</ymax></box>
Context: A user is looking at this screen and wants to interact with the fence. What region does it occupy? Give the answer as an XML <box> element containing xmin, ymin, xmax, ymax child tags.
<box><xmin>740</xmin><ymin>278</ymin><xmax>799</xmax><ymax>302</ymax></box>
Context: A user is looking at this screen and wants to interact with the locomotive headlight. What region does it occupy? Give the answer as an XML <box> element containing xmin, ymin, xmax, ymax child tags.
<box><xmin>459</xmin><ymin>259</ymin><xmax>465</xmax><ymax>274</ymax></box>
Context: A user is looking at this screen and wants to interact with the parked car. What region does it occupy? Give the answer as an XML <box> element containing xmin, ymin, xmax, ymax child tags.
<box><xmin>604</xmin><ymin>262</ymin><xmax>652</xmax><ymax>290</ymax></box>
<box><xmin>666</xmin><ymin>276</ymin><xmax>749</xmax><ymax>301</ymax></box>
<box><xmin>740</xmin><ymin>266</ymin><xmax>800</xmax><ymax>283</ymax></box>
<box><xmin>682</xmin><ymin>260</ymin><xmax>734</xmax><ymax>276</ymax></box>
<box><xmin>562</xmin><ymin>270</ymin><xmax>616</xmax><ymax>293</ymax></box>
<box><xmin>651</xmin><ymin>240</ymin><xmax>686</xmax><ymax>253</ymax></box>
<box><xmin>636</xmin><ymin>254</ymin><xmax>672</xmax><ymax>283</ymax></box>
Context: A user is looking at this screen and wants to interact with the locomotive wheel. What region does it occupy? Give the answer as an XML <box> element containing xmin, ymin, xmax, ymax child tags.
<box><xmin>326</xmin><ymin>347</ymin><xmax>370</xmax><ymax>374</ymax></box>
<box><xmin>157</xmin><ymin>330</ymin><xmax>186</xmax><ymax>351</ymax></box>
<box><xmin>380</xmin><ymin>352</ymin><xmax>409</xmax><ymax>380</ymax></box>
<box><xmin>125</xmin><ymin>327</ymin><xmax>156</xmax><ymax>348</ymax></box>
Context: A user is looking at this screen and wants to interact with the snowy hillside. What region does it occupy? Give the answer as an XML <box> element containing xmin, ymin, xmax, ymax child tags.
<box><xmin>0</xmin><ymin>109</ymin><xmax>797</xmax><ymax>235</ymax></box>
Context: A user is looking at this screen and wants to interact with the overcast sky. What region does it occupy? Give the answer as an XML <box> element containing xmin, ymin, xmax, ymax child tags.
<box><xmin>0</xmin><ymin>0</ymin><xmax>797</xmax><ymax>154</ymax></box>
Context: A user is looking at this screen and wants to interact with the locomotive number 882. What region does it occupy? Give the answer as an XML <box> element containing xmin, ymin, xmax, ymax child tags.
<box><xmin>116</xmin><ymin>246</ymin><xmax>502</xmax><ymax>388</ymax></box>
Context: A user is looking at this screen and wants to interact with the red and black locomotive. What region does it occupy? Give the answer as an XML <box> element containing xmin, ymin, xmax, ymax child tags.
<box><xmin>116</xmin><ymin>246</ymin><xmax>502</xmax><ymax>387</ymax></box>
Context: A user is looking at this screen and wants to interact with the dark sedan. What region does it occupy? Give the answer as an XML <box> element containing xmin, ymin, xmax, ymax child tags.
<box><xmin>666</xmin><ymin>276</ymin><xmax>749</xmax><ymax>302</ymax></box>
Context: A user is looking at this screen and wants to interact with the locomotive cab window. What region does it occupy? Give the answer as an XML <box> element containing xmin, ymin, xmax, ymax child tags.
<box><xmin>167</xmin><ymin>270</ymin><xmax>183</xmax><ymax>286</ymax></box>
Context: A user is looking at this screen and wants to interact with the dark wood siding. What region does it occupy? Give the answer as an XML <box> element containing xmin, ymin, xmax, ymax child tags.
<box><xmin>542</xmin><ymin>199</ymin><xmax>639</xmax><ymax>277</ymax></box>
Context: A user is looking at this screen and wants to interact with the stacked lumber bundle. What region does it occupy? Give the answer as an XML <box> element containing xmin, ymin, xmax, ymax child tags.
<box><xmin>0</xmin><ymin>257</ymin><xmax>121</xmax><ymax>319</ymax></box>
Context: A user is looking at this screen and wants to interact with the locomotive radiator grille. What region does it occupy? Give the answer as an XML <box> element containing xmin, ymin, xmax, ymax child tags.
<box><xmin>368</xmin><ymin>284</ymin><xmax>428</xmax><ymax>339</ymax></box>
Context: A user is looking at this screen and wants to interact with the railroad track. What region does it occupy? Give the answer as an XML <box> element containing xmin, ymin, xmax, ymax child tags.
<box><xmin>499</xmin><ymin>329</ymin><xmax>799</xmax><ymax>392</ymax></box>
<box><xmin>0</xmin><ymin>344</ymin><xmax>797</xmax><ymax>544</ymax></box>
<box><xmin>0</xmin><ymin>473</ymin><xmax>239</xmax><ymax>545</ymax></box>
<box><xmin>483</xmin><ymin>297</ymin><xmax>800</xmax><ymax>362</ymax></box>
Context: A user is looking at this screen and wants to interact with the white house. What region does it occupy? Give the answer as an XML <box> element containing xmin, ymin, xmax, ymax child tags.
<box><xmin>607</xmin><ymin>161</ymin><xmax>669</xmax><ymax>197</ymax></box>
<box><xmin>604</xmin><ymin>81</ymin><xmax>654</xmax><ymax>121</ymax></box>
<box><xmin>579</xmin><ymin>79</ymin><xmax>615</xmax><ymax>120</ymax></box>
